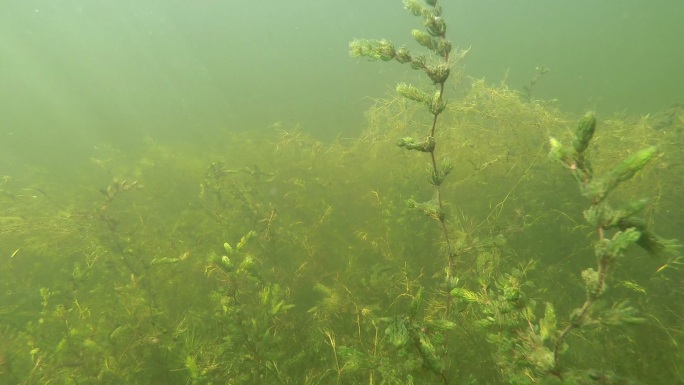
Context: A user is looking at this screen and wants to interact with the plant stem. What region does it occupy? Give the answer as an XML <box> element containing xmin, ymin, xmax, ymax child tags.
<box><xmin>552</xmin><ymin>223</ymin><xmax>608</xmax><ymax>377</ymax></box>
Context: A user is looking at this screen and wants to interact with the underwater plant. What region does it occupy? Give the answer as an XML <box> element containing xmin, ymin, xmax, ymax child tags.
<box><xmin>1</xmin><ymin>2</ymin><xmax>683</xmax><ymax>385</ymax></box>
<box><xmin>349</xmin><ymin>0</ymin><xmax>470</xmax><ymax>382</ymax></box>
<box><xmin>351</xmin><ymin>0</ymin><xmax>469</xmax><ymax>327</ymax></box>
<box><xmin>545</xmin><ymin>113</ymin><xmax>679</xmax><ymax>380</ymax></box>
<box><xmin>349</xmin><ymin>1</ymin><xmax>681</xmax><ymax>384</ymax></box>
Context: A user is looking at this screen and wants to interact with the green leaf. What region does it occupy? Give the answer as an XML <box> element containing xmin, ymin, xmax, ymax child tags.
<box><xmin>589</xmin><ymin>146</ymin><xmax>658</xmax><ymax>202</ymax></box>
<box><xmin>539</xmin><ymin>302</ymin><xmax>557</xmax><ymax>342</ymax></box>
<box><xmin>600</xmin><ymin>300</ymin><xmax>645</xmax><ymax>325</ymax></box>
<box><xmin>450</xmin><ymin>287</ymin><xmax>482</xmax><ymax>303</ymax></box>
<box><xmin>396</xmin><ymin>83</ymin><xmax>430</xmax><ymax>104</ymax></box>
<box><xmin>572</xmin><ymin>112</ymin><xmax>596</xmax><ymax>154</ymax></box>
<box><xmin>606</xmin><ymin>228</ymin><xmax>642</xmax><ymax>258</ymax></box>
<box><xmin>149</xmin><ymin>256</ymin><xmax>180</xmax><ymax>266</ymax></box>
<box><xmin>609</xmin><ymin>146</ymin><xmax>658</xmax><ymax>184</ymax></box>
<box><xmin>418</xmin><ymin>335</ymin><xmax>442</xmax><ymax>373</ymax></box>
<box><xmin>581</xmin><ymin>268</ymin><xmax>602</xmax><ymax>297</ymax></box>
<box><xmin>425</xmin><ymin>319</ymin><xmax>457</xmax><ymax>331</ymax></box>
<box><xmin>385</xmin><ymin>316</ymin><xmax>410</xmax><ymax>347</ymax></box>
<box><xmin>621</xmin><ymin>280</ymin><xmax>647</xmax><ymax>295</ymax></box>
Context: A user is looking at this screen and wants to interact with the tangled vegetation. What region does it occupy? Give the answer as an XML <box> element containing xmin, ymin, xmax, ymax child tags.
<box><xmin>1</xmin><ymin>1</ymin><xmax>683</xmax><ymax>384</ymax></box>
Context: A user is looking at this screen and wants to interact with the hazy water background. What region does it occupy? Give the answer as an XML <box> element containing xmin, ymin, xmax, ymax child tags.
<box><xmin>1</xmin><ymin>2</ymin><xmax>683</xmax><ymax>382</ymax></box>
<box><xmin>1</xmin><ymin>0</ymin><xmax>682</xmax><ymax>171</ymax></box>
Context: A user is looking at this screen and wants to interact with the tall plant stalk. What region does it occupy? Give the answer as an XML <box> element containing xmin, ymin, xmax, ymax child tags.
<box><xmin>350</xmin><ymin>0</ymin><xmax>466</xmax><ymax>328</ymax></box>
<box><xmin>549</xmin><ymin>112</ymin><xmax>678</xmax><ymax>379</ymax></box>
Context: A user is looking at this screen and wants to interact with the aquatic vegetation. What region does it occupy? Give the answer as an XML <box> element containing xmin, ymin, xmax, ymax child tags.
<box><xmin>0</xmin><ymin>1</ymin><xmax>682</xmax><ymax>385</ymax></box>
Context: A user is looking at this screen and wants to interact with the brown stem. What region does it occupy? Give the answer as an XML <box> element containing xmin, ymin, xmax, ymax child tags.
<box><xmin>552</xmin><ymin>223</ymin><xmax>608</xmax><ymax>377</ymax></box>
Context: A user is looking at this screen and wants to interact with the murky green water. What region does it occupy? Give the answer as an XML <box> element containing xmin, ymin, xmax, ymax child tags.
<box><xmin>1</xmin><ymin>1</ymin><xmax>682</xmax><ymax>384</ymax></box>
